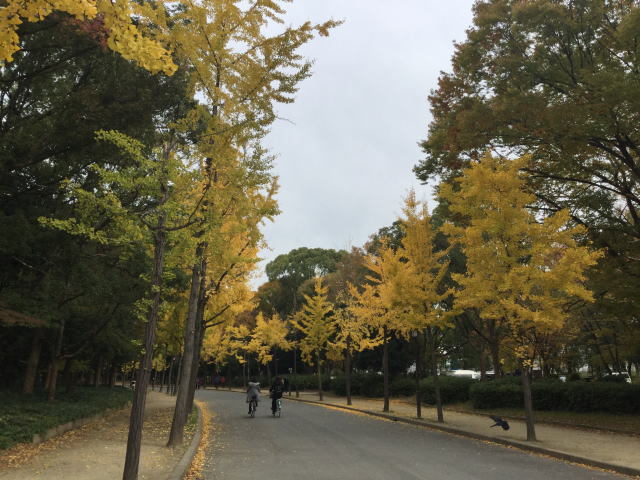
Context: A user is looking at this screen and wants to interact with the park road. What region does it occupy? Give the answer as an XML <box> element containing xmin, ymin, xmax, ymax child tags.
<box><xmin>196</xmin><ymin>389</ymin><xmax>624</xmax><ymax>480</ymax></box>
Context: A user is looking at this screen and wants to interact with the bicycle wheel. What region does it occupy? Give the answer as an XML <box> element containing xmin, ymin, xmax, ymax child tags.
<box><xmin>277</xmin><ymin>399</ymin><xmax>282</xmax><ymax>418</ymax></box>
<box><xmin>250</xmin><ymin>399</ymin><xmax>256</xmax><ymax>417</ymax></box>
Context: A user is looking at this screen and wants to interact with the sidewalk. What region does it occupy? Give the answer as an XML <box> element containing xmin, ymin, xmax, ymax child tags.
<box><xmin>284</xmin><ymin>390</ymin><xmax>640</xmax><ymax>477</ymax></box>
<box><xmin>0</xmin><ymin>391</ymin><xmax>195</xmax><ymax>480</ymax></box>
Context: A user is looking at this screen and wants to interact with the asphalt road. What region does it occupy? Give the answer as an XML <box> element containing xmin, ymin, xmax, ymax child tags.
<box><xmin>196</xmin><ymin>390</ymin><xmax>624</xmax><ymax>480</ymax></box>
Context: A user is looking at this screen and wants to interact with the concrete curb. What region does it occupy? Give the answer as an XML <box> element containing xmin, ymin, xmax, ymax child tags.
<box><xmin>166</xmin><ymin>404</ymin><xmax>203</xmax><ymax>480</ymax></box>
<box><xmin>284</xmin><ymin>396</ymin><xmax>640</xmax><ymax>479</ymax></box>
<box><xmin>32</xmin><ymin>401</ymin><xmax>132</xmax><ymax>444</ymax></box>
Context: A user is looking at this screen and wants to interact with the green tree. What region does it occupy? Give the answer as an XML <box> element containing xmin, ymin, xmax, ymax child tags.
<box><xmin>414</xmin><ymin>0</ymin><xmax>640</xmax><ymax>370</ymax></box>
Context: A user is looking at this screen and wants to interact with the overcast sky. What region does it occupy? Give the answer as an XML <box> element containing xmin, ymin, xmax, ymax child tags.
<box><xmin>255</xmin><ymin>1</ymin><xmax>475</xmax><ymax>287</ymax></box>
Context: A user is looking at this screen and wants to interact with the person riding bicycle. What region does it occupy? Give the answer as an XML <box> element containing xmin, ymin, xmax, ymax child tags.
<box><xmin>269</xmin><ymin>377</ymin><xmax>285</xmax><ymax>415</ymax></box>
<box><xmin>246</xmin><ymin>379</ymin><xmax>260</xmax><ymax>414</ymax></box>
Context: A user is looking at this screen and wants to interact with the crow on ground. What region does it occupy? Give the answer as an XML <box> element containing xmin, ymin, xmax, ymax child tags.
<box><xmin>489</xmin><ymin>415</ymin><xmax>510</xmax><ymax>430</ymax></box>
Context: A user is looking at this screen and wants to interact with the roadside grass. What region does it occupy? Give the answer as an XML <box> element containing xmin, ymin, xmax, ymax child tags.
<box><xmin>0</xmin><ymin>386</ymin><xmax>132</xmax><ymax>450</ymax></box>
<box><xmin>445</xmin><ymin>401</ymin><xmax>640</xmax><ymax>435</ymax></box>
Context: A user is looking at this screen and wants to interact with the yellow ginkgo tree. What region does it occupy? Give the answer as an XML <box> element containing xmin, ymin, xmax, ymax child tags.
<box><xmin>1</xmin><ymin>0</ymin><xmax>176</xmax><ymax>73</ymax></box>
<box><xmin>440</xmin><ymin>153</ymin><xmax>602</xmax><ymax>441</ymax></box>
<box><xmin>329</xmin><ymin>291</ymin><xmax>381</xmax><ymax>405</ymax></box>
<box><xmin>395</xmin><ymin>191</ymin><xmax>452</xmax><ymax>421</ymax></box>
<box><xmin>350</xmin><ymin>243</ymin><xmax>409</xmax><ymax>412</ymax></box>
<box><xmin>290</xmin><ymin>278</ymin><xmax>336</xmax><ymax>401</ymax></box>
<box><xmin>248</xmin><ymin>312</ymin><xmax>293</xmax><ymax>382</ymax></box>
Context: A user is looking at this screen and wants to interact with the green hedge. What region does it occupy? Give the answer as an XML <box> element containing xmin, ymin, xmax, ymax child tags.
<box><xmin>0</xmin><ymin>387</ymin><xmax>132</xmax><ymax>450</ymax></box>
<box><xmin>419</xmin><ymin>376</ymin><xmax>475</xmax><ymax>405</ymax></box>
<box><xmin>469</xmin><ymin>378</ymin><xmax>640</xmax><ymax>414</ymax></box>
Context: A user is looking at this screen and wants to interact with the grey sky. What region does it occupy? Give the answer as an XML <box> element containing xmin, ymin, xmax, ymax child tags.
<box><xmin>255</xmin><ymin>1</ymin><xmax>475</xmax><ymax>287</ymax></box>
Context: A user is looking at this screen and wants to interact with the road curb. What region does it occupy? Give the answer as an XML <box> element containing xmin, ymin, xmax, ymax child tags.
<box><xmin>285</xmin><ymin>396</ymin><xmax>640</xmax><ymax>478</ymax></box>
<box><xmin>166</xmin><ymin>404</ymin><xmax>203</xmax><ymax>480</ymax></box>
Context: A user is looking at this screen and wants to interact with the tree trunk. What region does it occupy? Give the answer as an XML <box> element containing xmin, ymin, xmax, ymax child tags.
<box><xmin>316</xmin><ymin>350</ymin><xmax>324</xmax><ymax>401</ymax></box>
<box><xmin>429</xmin><ymin>330</ymin><xmax>444</xmax><ymax>423</ymax></box>
<box><xmin>48</xmin><ymin>318</ymin><xmax>66</xmax><ymax>402</ymax></box>
<box><xmin>382</xmin><ymin>327</ymin><xmax>390</xmax><ymax>413</ymax></box>
<box><xmin>63</xmin><ymin>358</ymin><xmax>75</xmax><ymax>394</ymax></box>
<box><xmin>521</xmin><ymin>364</ymin><xmax>537</xmax><ymax>441</ymax></box>
<box><xmin>293</xmin><ymin>347</ymin><xmax>299</xmax><ymax>398</ymax></box>
<box><xmin>488</xmin><ymin>336</ymin><xmax>502</xmax><ymax>378</ymax></box>
<box><xmin>94</xmin><ymin>356</ymin><xmax>105</xmax><ymax>387</ymax></box>
<box><xmin>109</xmin><ymin>363</ymin><xmax>117</xmax><ymax>388</ymax></box>
<box><xmin>415</xmin><ymin>334</ymin><xmax>422</xmax><ymax>419</ymax></box>
<box><xmin>433</xmin><ymin>368</ymin><xmax>444</xmax><ymax>423</ymax></box>
<box><xmin>478</xmin><ymin>342</ymin><xmax>487</xmax><ymax>381</ymax></box>
<box><xmin>168</xmin><ymin>245</ymin><xmax>205</xmax><ymax>447</ymax></box>
<box><xmin>345</xmin><ymin>338</ymin><xmax>352</xmax><ymax>406</ymax></box>
<box><xmin>185</xmin><ymin>318</ymin><xmax>205</xmax><ymax>417</ymax></box>
<box><xmin>122</xmin><ymin>222</ymin><xmax>167</xmax><ymax>480</ymax></box>
<box><xmin>23</xmin><ymin>328</ymin><xmax>43</xmax><ymax>394</ymax></box>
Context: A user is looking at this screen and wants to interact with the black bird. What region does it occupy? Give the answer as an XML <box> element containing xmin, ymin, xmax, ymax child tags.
<box><xmin>489</xmin><ymin>415</ymin><xmax>510</xmax><ymax>430</ymax></box>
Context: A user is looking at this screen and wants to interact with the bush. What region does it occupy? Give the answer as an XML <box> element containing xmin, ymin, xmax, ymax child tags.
<box><xmin>390</xmin><ymin>377</ymin><xmax>416</xmax><ymax>396</ymax></box>
<box><xmin>329</xmin><ymin>372</ymin><xmax>385</xmax><ymax>397</ymax></box>
<box><xmin>0</xmin><ymin>387</ymin><xmax>132</xmax><ymax>450</ymax></box>
<box><xmin>469</xmin><ymin>379</ymin><xmax>522</xmax><ymax>409</ymax></box>
<box><xmin>420</xmin><ymin>376</ymin><xmax>475</xmax><ymax>405</ymax></box>
<box><xmin>468</xmin><ymin>377</ymin><xmax>640</xmax><ymax>414</ymax></box>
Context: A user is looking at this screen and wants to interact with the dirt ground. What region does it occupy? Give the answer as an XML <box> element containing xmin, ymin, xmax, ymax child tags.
<box><xmin>0</xmin><ymin>391</ymin><xmax>193</xmax><ymax>480</ymax></box>
<box><xmin>291</xmin><ymin>391</ymin><xmax>640</xmax><ymax>473</ymax></box>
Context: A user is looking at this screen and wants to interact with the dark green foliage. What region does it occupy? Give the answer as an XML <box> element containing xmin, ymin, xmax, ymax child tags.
<box><xmin>390</xmin><ymin>377</ymin><xmax>416</xmax><ymax>396</ymax></box>
<box><xmin>0</xmin><ymin>387</ymin><xmax>131</xmax><ymax>450</ymax></box>
<box><xmin>469</xmin><ymin>379</ymin><xmax>640</xmax><ymax>414</ymax></box>
<box><xmin>420</xmin><ymin>376</ymin><xmax>475</xmax><ymax>405</ymax></box>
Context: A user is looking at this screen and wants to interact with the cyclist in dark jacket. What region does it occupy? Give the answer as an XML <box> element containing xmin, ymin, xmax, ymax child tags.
<box><xmin>269</xmin><ymin>377</ymin><xmax>285</xmax><ymax>414</ymax></box>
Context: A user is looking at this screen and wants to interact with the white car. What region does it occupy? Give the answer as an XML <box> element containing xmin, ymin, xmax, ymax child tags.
<box><xmin>448</xmin><ymin>369</ymin><xmax>481</xmax><ymax>380</ymax></box>
<box><xmin>610</xmin><ymin>372</ymin><xmax>632</xmax><ymax>384</ymax></box>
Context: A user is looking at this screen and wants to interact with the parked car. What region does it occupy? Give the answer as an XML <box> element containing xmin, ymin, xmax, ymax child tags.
<box><xmin>447</xmin><ymin>369</ymin><xmax>481</xmax><ymax>380</ymax></box>
<box><xmin>607</xmin><ymin>372</ymin><xmax>632</xmax><ymax>384</ymax></box>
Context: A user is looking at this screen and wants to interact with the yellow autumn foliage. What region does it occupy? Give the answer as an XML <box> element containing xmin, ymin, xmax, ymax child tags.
<box><xmin>0</xmin><ymin>0</ymin><xmax>176</xmax><ymax>74</ymax></box>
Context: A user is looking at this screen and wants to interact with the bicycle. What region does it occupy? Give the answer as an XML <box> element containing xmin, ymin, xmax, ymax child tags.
<box><xmin>272</xmin><ymin>398</ymin><xmax>282</xmax><ymax>417</ymax></box>
<box><xmin>248</xmin><ymin>398</ymin><xmax>258</xmax><ymax>418</ymax></box>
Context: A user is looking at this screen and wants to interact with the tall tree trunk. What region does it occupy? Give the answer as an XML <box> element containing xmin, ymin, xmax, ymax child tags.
<box><xmin>122</xmin><ymin>222</ymin><xmax>167</xmax><ymax>480</ymax></box>
<box><xmin>317</xmin><ymin>350</ymin><xmax>323</xmax><ymax>401</ymax></box>
<box><xmin>48</xmin><ymin>318</ymin><xmax>66</xmax><ymax>402</ymax></box>
<box><xmin>521</xmin><ymin>363</ymin><xmax>537</xmax><ymax>441</ymax></box>
<box><xmin>94</xmin><ymin>356</ymin><xmax>105</xmax><ymax>387</ymax></box>
<box><xmin>382</xmin><ymin>327</ymin><xmax>390</xmax><ymax>413</ymax></box>
<box><xmin>488</xmin><ymin>323</ymin><xmax>502</xmax><ymax>378</ymax></box>
<box><xmin>109</xmin><ymin>363</ymin><xmax>117</xmax><ymax>388</ymax></box>
<box><xmin>293</xmin><ymin>347</ymin><xmax>299</xmax><ymax>397</ymax></box>
<box><xmin>23</xmin><ymin>328</ymin><xmax>43</xmax><ymax>394</ymax></box>
<box><xmin>64</xmin><ymin>358</ymin><xmax>75</xmax><ymax>394</ymax></box>
<box><xmin>165</xmin><ymin>357</ymin><xmax>175</xmax><ymax>394</ymax></box>
<box><xmin>168</xmin><ymin>249</ymin><xmax>208</xmax><ymax>446</ymax></box>
<box><xmin>478</xmin><ymin>343</ymin><xmax>487</xmax><ymax>381</ymax></box>
<box><xmin>428</xmin><ymin>329</ymin><xmax>444</xmax><ymax>423</ymax></box>
<box><xmin>415</xmin><ymin>333</ymin><xmax>422</xmax><ymax>419</ymax></box>
<box><xmin>168</xmin><ymin>243</ymin><xmax>204</xmax><ymax>447</ymax></box>
<box><xmin>345</xmin><ymin>338</ymin><xmax>352</xmax><ymax>406</ymax></box>
<box><xmin>185</xmin><ymin>319</ymin><xmax>205</xmax><ymax>416</ymax></box>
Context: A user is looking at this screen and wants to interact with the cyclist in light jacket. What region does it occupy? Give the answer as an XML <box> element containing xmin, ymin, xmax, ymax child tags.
<box><xmin>246</xmin><ymin>380</ymin><xmax>260</xmax><ymax>414</ymax></box>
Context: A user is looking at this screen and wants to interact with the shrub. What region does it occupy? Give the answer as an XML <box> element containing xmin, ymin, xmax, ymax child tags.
<box><xmin>0</xmin><ymin>387</ymin><xmax>131</xmax><ymax>450</ymax></box>
<box><xmin>390</xmin><ymin>377</ymin><xmax>416</xmax><ymax>396</ymax></box>
<box><xmin>420</xmin><ymin>376</ymin><xmax>475</xmax><ymax>405</ymax></box>
<box><xmin>469</xmin><ymin>380</ymin><xmax>521</xmax><ymax>409</ymax></box>
<box><xmin>468</xmin><ymin>378</ymin><xmax>640</xmax><ymax>414</ymax></box>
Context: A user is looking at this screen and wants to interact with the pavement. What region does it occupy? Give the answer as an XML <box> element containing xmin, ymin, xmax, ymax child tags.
<box><xmin>286</xmin><ymin>391</ymin><xmax>640</xmax><ymax>477</ymax></box>
<box><xmin>0</xmin><ymin>390</ymin><xmax>195</xmax><ymax>480</ymax></box>
<box><xmin>197</xmin><ymin>389</ymin><xmax>633</xmax><ymax>480</ymax></box>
